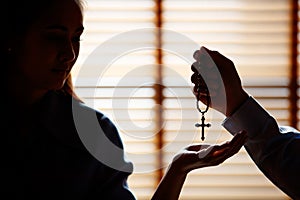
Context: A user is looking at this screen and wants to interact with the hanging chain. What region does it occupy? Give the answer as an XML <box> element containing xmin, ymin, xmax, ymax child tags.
<box><xmin>195</xmin><ymin>88</ymin><xmax>211</xmax><ymax>141</ymax></box>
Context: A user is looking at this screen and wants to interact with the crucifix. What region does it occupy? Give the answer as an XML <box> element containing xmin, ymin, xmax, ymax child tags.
<box><xmin>194</xmin><ymin>88</ymin><xmax>211</xmax><ymax>141</ymax></box>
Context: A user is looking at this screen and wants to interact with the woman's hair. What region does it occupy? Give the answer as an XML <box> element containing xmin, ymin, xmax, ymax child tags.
<box><xmin>3</xmin><ymin>0</ymin><xmax>85</xmax><ymax>101</ymax></box>
<box><xmin>5</xmin><ymin>0</ymin><xmax>85</xmax><ymax>44</ymax></box>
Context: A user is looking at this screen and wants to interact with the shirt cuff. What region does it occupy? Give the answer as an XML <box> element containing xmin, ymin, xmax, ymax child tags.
<box><xmin>222</xmin><ymin>96</ymin><xmax>271</xmax><ymax>138</ymax></box>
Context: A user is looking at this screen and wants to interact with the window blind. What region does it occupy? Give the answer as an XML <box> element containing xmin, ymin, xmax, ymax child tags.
<box><xmin>296</xmin><ymin>0</ymin><xmax>300</xmax><ymax>129</ymax></box>
<box><xmin>162</xmin><ymin>0</ymin><xmax>292</xmax><ymax>199</ymax></box>
<box><xmin>72</xmin><ymin>0</ymin><xmax>294</xmax><ymax>199</ymax></box>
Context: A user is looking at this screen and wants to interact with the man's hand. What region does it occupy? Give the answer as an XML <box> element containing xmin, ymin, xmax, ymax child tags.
<box><xmin>191</xmin><ymin>46</ymin><xmax>249</xmax><ymax>116</ymax></box>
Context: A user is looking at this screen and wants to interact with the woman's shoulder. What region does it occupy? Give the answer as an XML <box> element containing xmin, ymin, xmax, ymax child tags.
<box><xmin>48</xmin><ymin>90</ymin><xmax>116</xmax><ymax>129</ymax></box>
<box><xmin>43</xmin><ymin>91</ymin><xmax>124</xmax><ymax>149</ymax></box>
<box><xmin>57</xmin><ymin>91</ymin><xmax>125</xmax><ymax>148</ymax></box>
<box><xmin>72</xmin><ymin>99</ymin><xmax>124</xmax><ymax>147</ymax></box>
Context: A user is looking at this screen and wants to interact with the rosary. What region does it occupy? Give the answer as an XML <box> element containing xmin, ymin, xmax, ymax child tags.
<box><xmin>194</xmin><ymin>87</ymin><xmax>211</xmax><ymax>141</ymax></box>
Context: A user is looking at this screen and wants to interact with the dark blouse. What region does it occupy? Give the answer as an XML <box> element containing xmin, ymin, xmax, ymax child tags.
<box><xmin>2</xmin><ymin>91</ymin><xmax>136</xmax><ymax>199</ymax></box>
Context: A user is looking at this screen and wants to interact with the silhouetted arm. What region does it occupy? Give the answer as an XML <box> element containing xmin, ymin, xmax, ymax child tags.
<box><xmin>223</xmin><ymin>96</ymin><xmax>300</xmax><ymax>199</ymax></box>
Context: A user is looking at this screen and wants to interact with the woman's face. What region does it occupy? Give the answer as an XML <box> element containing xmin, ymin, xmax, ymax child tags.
<box><xmin>14</xmin><ymin>0</ymin><xmax>84</xmax><ymax>91</ymax></box>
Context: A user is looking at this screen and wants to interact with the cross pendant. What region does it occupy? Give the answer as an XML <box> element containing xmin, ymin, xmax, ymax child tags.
<box><xmin>195</xmin><ymin>113</ymin><xmax>211</xmax><ymax>141</ymax></box>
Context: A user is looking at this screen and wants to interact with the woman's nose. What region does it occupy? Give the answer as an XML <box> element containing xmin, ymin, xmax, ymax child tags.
<box><xmin>59</xmin><ymin>40</ymin><xmax>76</xmax><ymax>63</ymax></box>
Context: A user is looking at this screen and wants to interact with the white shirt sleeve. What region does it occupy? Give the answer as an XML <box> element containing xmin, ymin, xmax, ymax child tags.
<box><xmin>222</xmin><ymin>96</ymin><xmax>271</xmax><ymax>137</ymax></box>
<box><xmin>221</xmin><ymin>96</ymin><xmax>300</xmax><ymax>199</ymax></box>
